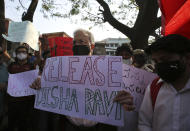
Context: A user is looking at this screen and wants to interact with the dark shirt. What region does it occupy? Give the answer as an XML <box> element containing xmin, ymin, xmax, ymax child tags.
<box><xmin>8</xmin><ymin>61</ymin><xmax>35</xmax><ymax>74</ymax></box>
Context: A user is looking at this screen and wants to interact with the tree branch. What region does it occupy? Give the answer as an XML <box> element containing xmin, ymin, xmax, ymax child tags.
<box><xmin>96</xmin><ymin>0</ymin><xmax>134</xmax><ymax>39</ymax></box>
<box><xmin>0</xmin><ymin>0</ymin><xmax>5</xmax><ymax>47</ymax></box>
<box><xmin>153</xmin><ymin>16</ymin><xmax>161</xmax><ymax>30</ymax></box>
<box><xmin>19</xmin><ymin>0</ymin><xmax>27</xmax><ymax>10</ymax></box>
<box><xmin>135</xmin><ymin>0</ymin><xmax>143</xmax><ymax>8</ymax></box>
<box><xmin>22</xmin><ymin>0</ymin><xmax>39</xmax><ymax>22</ymax></box>
<box><xmin>0</xmin><ymin>0</ymin><xmax>5</xmax><ymax>19</ymax></box>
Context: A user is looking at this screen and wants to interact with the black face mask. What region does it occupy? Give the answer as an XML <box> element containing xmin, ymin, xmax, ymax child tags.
<box><xmin>72</xmin><ymin>45</ymin><xmax>90</xmax><ymax>55</ymax></box>
<box><xmin>155</xmin><ymin>60</ymin><xmax>186</xmax><ymax>83</ymax></box>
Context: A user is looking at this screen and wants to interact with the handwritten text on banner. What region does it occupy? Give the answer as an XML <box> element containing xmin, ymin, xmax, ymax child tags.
<box><xmin>122</xmin><ymin>64</ymin><xmax>157</xmax><ymax>111</ymax></box>
<box><xmin>7</xmin><ymin>70</ymin><xmax>38</xmax><ymax>97</ymax></box>
<box><xmin>35</xmin><ymin>56</ymin><xmax>123</xmax><ymax>126</ymax></box>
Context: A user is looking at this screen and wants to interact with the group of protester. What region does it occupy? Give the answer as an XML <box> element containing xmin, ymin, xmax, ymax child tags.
<box><xmin>0</xmin><ymin>28</ymin><xmax>190</xmax><ymax>131</ymax></box>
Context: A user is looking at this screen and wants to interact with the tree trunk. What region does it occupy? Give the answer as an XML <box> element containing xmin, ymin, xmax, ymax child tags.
<box><xmin>0</xmin><ymin>0</ymin><xmax>5</xmax><ymax>47</ymax></box>
<box><xmin>22</xmin><ymin>0</ymin><xmax>39</xmax><ymax>22</ymax></box>
<box><xmin>131</xmin><ymin>0</ymin><xmax>160</xmax><ymax>49</ymax></box>
<box><xmin>97</xmin><ymin>0</ymin><xmax>161</xmax><ymax>49</ymax></box>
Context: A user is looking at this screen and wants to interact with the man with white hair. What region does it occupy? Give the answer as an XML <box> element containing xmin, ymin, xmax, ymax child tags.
<box><xmin>30</xmin><ymin>29</ymin><xmax>116</xmax><ymax>131</ymax></box>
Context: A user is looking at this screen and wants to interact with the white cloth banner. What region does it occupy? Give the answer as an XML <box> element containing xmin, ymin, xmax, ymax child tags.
<box><xmin>7</xmin><ymin>70</ymin><xmax>38</xmax><ymax>97</ymax></box>
<box><xmin>2</xmin><ymin>21</ymin><xmax>39</xmax><ymax>51</ymax></box>
<box><xmin>35</xmin><ymin>56</ymin><xmax>124</xmax><ymax>126</ymax></box>
<box><xmin>122</xmin><ymin>64</ymin><xmax>157</xmax><ymax>111</ymax></box>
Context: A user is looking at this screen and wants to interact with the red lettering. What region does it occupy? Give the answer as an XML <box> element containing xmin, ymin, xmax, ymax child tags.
<box><xmin>58</xmin><ymin>57</ymin><xmax>68</xmax><ymax>82</ymax></box>
<box><xmin>48</xmin><ymin>57</ymin><xmax>58</xmax><ymax>82</ymax></box>
<box><xmin>42</xmin><ymin>59</ymin><xmax>50</xmax><ymax>81</ymax></box>
<box><xmin>108</xmin><ymin>57</ymin><xmax>122</xmax><ymax>87</ymax></box>
<box><xmin>80</xmin><ymin>57</ymin><xmax>95</xmax><ymax>85</ymax></box>
<box><xmin>69</xmin><ymin>57</ymin><xmax>81</xmax><ymax>84</ymax></box>
<box><xmin>93</xmin><ymin>56</ymin><xmax>105</xmax><ymax>86</ymax></box>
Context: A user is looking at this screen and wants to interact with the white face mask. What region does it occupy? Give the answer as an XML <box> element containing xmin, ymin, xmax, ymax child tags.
<box><xmin>123</xmin><ymin>58</ymin><xmax>133</xmax><ymax>65</ymax></box>
<box><xmin>17</xmin><ymin>53</ymin><xmax>27</xmax><ymax>60</ymax></box>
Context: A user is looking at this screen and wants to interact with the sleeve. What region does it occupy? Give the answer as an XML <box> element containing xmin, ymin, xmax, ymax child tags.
<box><xmin>138</xmin><ymin>85</ymin><xmax>153</xmax><ymax>131</ymax></box>
<box><xmin>7</xmin><ymin>58</ymin><xmax>15</xmax><ymax>65</ymax></box>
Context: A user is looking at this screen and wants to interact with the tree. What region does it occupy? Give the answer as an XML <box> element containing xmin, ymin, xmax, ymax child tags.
<box><xmin>0</xmin><ymin>0</ymin><xmax>5</xmax><ymax>47</ymax></box>
<box><xmin>67</xmin><ymin>0</ymin><xmax>161</xmax><ymax>49</ymax></box>
<box><xmin>96</xmin><ymin>0</ymin><xmax>161</xmax><ymax>49</ymax></box>
<box><xmin>0</xmin><ymin>0</ymin><xmax>39</xmax><ymax>47</ymax></box>
<box><xmin>1</xmin><ymin>0</ymin><xmax>161</xmax><ymax>49</ymax></box>
<box><xmin>21</xmin><ymin>0</ymin><xmax>39</xmax><ymax>22</ymax></box>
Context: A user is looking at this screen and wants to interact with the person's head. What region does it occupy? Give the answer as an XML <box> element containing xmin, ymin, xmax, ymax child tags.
<box><xmin>116</xmin><ymin>43</ymin><xmax>133</xmax><ymax>64</ymax></box>
<box><xmin>132</xmin><ymin>49</ymin><xmax>147</xmax><ymax>68</ymax></box>
<box><xmin>15</xmin><ymin>45</ymin><xmax>29</xmax><ymax>61</ymax></box>
<box><xmin>145</xmin><ymin>34</ymin><xmax>190</xmax><ymax>83</ymax></box>
<box><xmin>73</xmin><ymin>29</ymin><xmax>95</xmax><ymax>56</ymax></box>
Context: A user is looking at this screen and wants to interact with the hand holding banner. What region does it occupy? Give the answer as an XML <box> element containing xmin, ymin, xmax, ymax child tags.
<box><xmin>7</xmin><ymin>70</ymin><xmax>38</xmax><ymax>97</ymax></box>
<box><xmin>35</xmin><ymin>56</ymin><xmax>124</xmax><ymax>126</ymax></box>
<box><xmin>122</xmin><ymin>64</ymin><xmax>157</xmax><ymax>111</ymax></box>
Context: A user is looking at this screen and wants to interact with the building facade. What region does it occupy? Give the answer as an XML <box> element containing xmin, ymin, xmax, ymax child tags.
<box><xmin>96</xmin><ymin>38</ymin><xmax>130</xmax><ymax>56</ymax></box>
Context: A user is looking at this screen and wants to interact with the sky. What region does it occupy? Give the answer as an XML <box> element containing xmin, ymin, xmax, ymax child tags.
<box><xmin>5</xmin><ymin>0</ymin><xmax>127</xmax><ymax>42</ymax></box>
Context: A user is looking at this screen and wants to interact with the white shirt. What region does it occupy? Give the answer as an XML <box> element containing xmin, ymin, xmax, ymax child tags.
<box><xmin>67</xmin><ymin>116</ymin><xmax>97</xmax><ymax>127</ymax></box>
<box><xmin>138</xmin><ymin>78</ymin><xmax>190</xmax><ymax>131</ymax></box>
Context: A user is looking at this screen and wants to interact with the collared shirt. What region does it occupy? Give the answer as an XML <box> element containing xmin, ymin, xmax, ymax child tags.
<box><xmin>138</xmin><ymin>78</ymin><xmax>190</xmax><ymax>131</ymax></box>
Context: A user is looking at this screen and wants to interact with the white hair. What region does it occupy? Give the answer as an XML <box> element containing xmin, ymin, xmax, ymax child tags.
<box><xmin>73</xmin><ymin>29</ymin><xmax>95</xmax><ymax>44</ymax></box>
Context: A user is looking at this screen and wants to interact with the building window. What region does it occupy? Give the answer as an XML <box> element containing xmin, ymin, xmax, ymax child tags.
<box><xmin>110</xmin><ymin>51</ymin><xmax>114</xmax><ymax>55</ymax></box>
